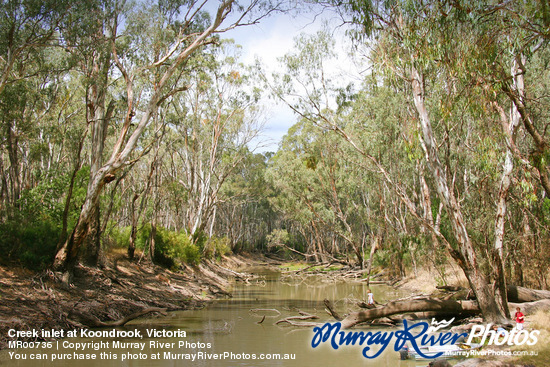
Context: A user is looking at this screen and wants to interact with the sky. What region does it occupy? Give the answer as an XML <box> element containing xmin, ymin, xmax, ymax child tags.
<box><xmin>220</xmin><ymin>4</ymin><xmax>364</xmax><ymax>153</ymax></box>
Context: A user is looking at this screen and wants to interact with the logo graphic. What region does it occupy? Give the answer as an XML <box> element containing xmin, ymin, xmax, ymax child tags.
<box><xmin>311</xmin><ymin>320</ymin><xmax>467</xmax><ymax>359</ymax></box>
<box><xmin>427</xmin><ymin>317</ymin><xmax>455</xmax><ymax>334</ymax></box>
<box><xmin>467</xmin><ymin>324</ymin><xmax>539</xmax><ymax>346</ymax></box>
<box><xmin>311</xmin><ymin>320</ymin><xmax>539</xmax><ymax>360</ymax></box>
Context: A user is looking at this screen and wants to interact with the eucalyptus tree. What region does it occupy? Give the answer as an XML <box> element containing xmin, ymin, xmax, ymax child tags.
<box><xmin>267</xmin><ymin>117</ymin><xmax>384</xmax><ymax>266</ymax></box>
<box><xmin>0</xmin><ymin>0</ymin><xmax>74</xmax><ymax>218</ymax></box>
<box><xmin>214</xmin><ymin>150</ymin><xmax>276</xmax><ymax>251</ymax></box>
<box><xmin>267</xmin><ymin>30</ymin><xmax>423</xmax><ymax>272</ymax></box>
<box><xmin>327</xmin><ymin>0</ymin><xmax>550</xmax><ymax>321</ymax></box>
<box><xmin>52</xmin><ymin>0</ymin><xmax>279</xmax><ymax>274</ymax></box>
<box><xmin>267</xmin><ymin>120</ymin><xmax>333</xmax><ymax>262</ymax></box>
<box><xmin>270</xmin><ymin>3</ymin><xmax>526</xmax><ymax>322</ymax></box>
<box><xmin>0</xmin><ymin>0</ymin><xmax>70</xmax><ymax>95</ymax></box>
<box><xmin>166</xmin><ymin>42</ymin><xmax>262</xmax><ymax>243</ymax></box>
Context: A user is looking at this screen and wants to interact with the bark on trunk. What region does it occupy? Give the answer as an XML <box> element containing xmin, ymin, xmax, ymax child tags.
<box><xmin>52</xmin><ymin>0</ymin><xmax>239</xmax><ymax>273</ymax></box>
<box><xmin>410</xmin><ymin>66</ymin><xmax>508</xmax><ymax>324</ymax></box>
<box><xmin>128</xmin><ymin>193</ymin><xmax>139</xmax><ymax>260</ymax></box>
<box><xmin>148</xmin><ymin>222</ymin><xmax>157</xmax><ymax>262</ymax></box>
<box><xmin>365</xmin><ymin>236</ymin><xmax>378</xmax><ymax>286</ymax></box>
<box><xmin>52</xmin><ymin>170</ymin><xmax>108</xmax><ymax>272</ymax></box>
<box><xmin>84</xmin><ymin>201</ymin><xmax>102</xmax><ymax>266</ymax></box>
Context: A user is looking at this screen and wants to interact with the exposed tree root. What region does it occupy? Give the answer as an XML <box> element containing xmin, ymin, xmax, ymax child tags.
<box><xmin>69</xmin><ymin>307</ymin><xmax>167</xmax><ymax>327</ymax></box>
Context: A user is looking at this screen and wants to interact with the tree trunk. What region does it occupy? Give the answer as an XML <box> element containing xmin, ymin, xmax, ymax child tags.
<box><xmin>365</xmin><ymin>236</ymin><xmax>378</xmax><ymax>286</ymax></box>
<box><xmin>148</xmin><ymin>222</ymin><xmax>156</xmax><ymax>262</ymax></box>
<box><xmin>52</xmin><ymin>0</ymin><xmax>240</xmax><ymax>273</ymax></box>
<box><xmin>410</xmin><ymin>66</ymin><xmax>508</xmax><ymax>324</ymax></box>
<box><xmin>128</xmin><ymin>193</ymin><xmax>139</xmax><ymax>260</ymax></box>
<box><xmin>84</xmin><ymin>201</ymin><xmax>102</xmax><ymax>266</ymax></box>
<box><xmin>52</xmin><ymin>170</ymin><xmax>108</xmax><ymax>272</ymax></box>
<box><xmin>6</xmin><ymin>121</ymin><xmax>21</xmax><ymax>212</ymax></box>
<box><xmin>58</xmin><ymin>137</ymin><xmax>85</xmax><ymax>250</ymax></box>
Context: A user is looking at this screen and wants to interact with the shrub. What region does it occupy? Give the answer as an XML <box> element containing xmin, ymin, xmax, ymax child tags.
<box><xmin>105</xmin><ymin>224</ymin><xmax>211</xmax><ymax>268</ymax></box>
<box><xmin>108</xmin><ymin>225</ymin><xmax>132</xmax><ymax>249</ymax></box>
<box><xmin>153</xmin><ymin>227</ymin><xmax>201</xmax><ymax>267</ymax></box>
<box><xmin>203</xmin><ymin>236</ymin><xmax>231</xmax><ymax>259</ymax></box>
<box><xmin>0</xmin><ymin>220</ymin><xmax>60</xmax><ymax>269</ymax></box>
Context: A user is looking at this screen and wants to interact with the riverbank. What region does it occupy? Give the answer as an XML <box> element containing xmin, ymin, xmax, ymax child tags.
<box><xmin>274</xmin><ymin>262</ymin><xmax>550</xmax><ymax>366</ymax></box>
<box><xmin>0</xmin><ymin>253</ymin><xmax>266</xmax><ymax>349</ymax></box>
<box><xmin>392</xmin><ymin>268</ymin><xmax>550</xmax><ymax>367</ymax></box>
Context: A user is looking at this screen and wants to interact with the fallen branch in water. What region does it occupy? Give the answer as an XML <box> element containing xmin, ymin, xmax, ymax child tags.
<box><xmin>275</xmin><ymin>319</ymin><xmax>323</xmax><ymax>327</ymax></box>
<box><xmin>275</xmin><ymin>314</ymin><xmax>319</xmax><ymax>325</ymax></box>
<box><xmin>324</xmin><ymin>299</ymin><xmax>343</xmax><ymax>321</ymax></box>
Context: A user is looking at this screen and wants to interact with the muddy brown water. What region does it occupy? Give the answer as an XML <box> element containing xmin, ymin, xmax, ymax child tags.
<box><xmin>1</xmin><ymin>268</ymin><xmax>455</xmax><ymax>366</ymax></box>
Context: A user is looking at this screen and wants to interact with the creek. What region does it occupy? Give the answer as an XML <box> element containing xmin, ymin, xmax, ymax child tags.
<box><xmin>1</xmin><ymin>267</ymin><xmax>449</xmax><ymax>366</ymax></box>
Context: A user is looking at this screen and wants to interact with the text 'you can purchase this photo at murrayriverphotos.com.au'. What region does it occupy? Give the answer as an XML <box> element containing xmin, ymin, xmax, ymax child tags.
<box><xmin>5</xmin><ymin>327</ymin><xmax>296</xmax><ymax>363</ymax></box>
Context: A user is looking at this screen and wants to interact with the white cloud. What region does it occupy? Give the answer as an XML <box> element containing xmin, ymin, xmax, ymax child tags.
<box><xmin>225</xmin><ymin>9</ymin><xmax>363</xmax><ymax>153</ymax></box>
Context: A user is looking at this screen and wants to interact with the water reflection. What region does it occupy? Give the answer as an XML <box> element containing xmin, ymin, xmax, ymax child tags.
<box><xmin>1</xmin><ymin>269</ymin><xmax>437</xmax><ymax>367</ymax></box>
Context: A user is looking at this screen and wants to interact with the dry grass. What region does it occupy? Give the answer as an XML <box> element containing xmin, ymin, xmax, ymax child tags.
<box><xmin>508</xmin><ymin>309</ymin><xmax>550</xmax><ymax>366</ymax></box>
<box><xmin>397</xmin><ymin>265</ymin><xmax>469</xmax><ymax>294</ymax></box>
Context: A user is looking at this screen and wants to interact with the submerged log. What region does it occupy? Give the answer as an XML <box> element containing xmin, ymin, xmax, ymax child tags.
<box><xmin>275</xmin><ymin>314</ymin><xmax>319</xmax><ymax>325</ymax></box>
<box><xmin>340</xmin><ymin>297</ymin><xmax>480</xmax><ymax>329</ymax></box>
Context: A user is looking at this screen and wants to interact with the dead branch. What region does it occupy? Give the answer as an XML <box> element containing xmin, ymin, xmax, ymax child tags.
<box><xmin>275</xmin><ymin>318</ymin><xmax>323</xmax><ymax>327</ymax></box>
<box><xmin>275</xmin><ymin>314</ymin><xmax>319</xmax><ymax>325</ymax></box>
<box><xmin>324</xmin><ymin>299</ymin><xmax>343</xmax><ymax>321</ymax></box>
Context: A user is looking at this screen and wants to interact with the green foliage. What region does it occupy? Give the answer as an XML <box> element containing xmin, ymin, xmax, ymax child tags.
<box><xmin>0</xmin><ymin>220</ymin><xmax>60</xmax><ymax>269</ymax></box>
<box><xmin>154</xmin><ymin>228</ymin><xmax>200</xmax><ymax>267</ymax></box>
<box><xmin>106</xmin><ymin>225</ymin><xmax>203</xmax><ymax>267</ymax></box>
<box><xmin>108</xmin><ymin>225</ymin><xmax>132</xmax><ymax>249</ymax></box>
<box><xmin>202</xmin><ymin>236</ymin><xmax>231</xmax><ymax>260</ymax></box>
<box><xmin>266</xmin><ymin>229</ymin><xmax>289</xmax><ymax>248</ymax></box>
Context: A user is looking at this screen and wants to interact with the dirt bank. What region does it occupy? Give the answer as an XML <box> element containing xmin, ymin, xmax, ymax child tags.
<box><xmin>0</xmin><ymin>254</ymin><xmax>263</xmax><ymax>349</ymax></box>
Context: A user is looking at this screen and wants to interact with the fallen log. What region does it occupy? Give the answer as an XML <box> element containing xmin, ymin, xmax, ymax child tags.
<box><xmin>436</xmin><ymin>285</ymin><xmax>464</xmax><ymax>292</ymax></box>
<box><xmin>507</xmin><ymin>285</ymin><xmax>550</xmax><ymax>303</ymax></box>
<box><xmin>509</xmin><ymin>299</ymin><xmax>550</xmax><ymax>315</ymax></box>
<box><xmin>274</xmin><ymin>320</ymin><xmax>323</xmax><ymax>327</ymax></box>
<box><xmin>357</xmin><ymin>301</ymin><xmax>377</xmax><ymax>309</ymax></box>
<box><xmin>340</xmin><ymin>297</ymin><xmax>480</xmax><ymax>329</ymax></box>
